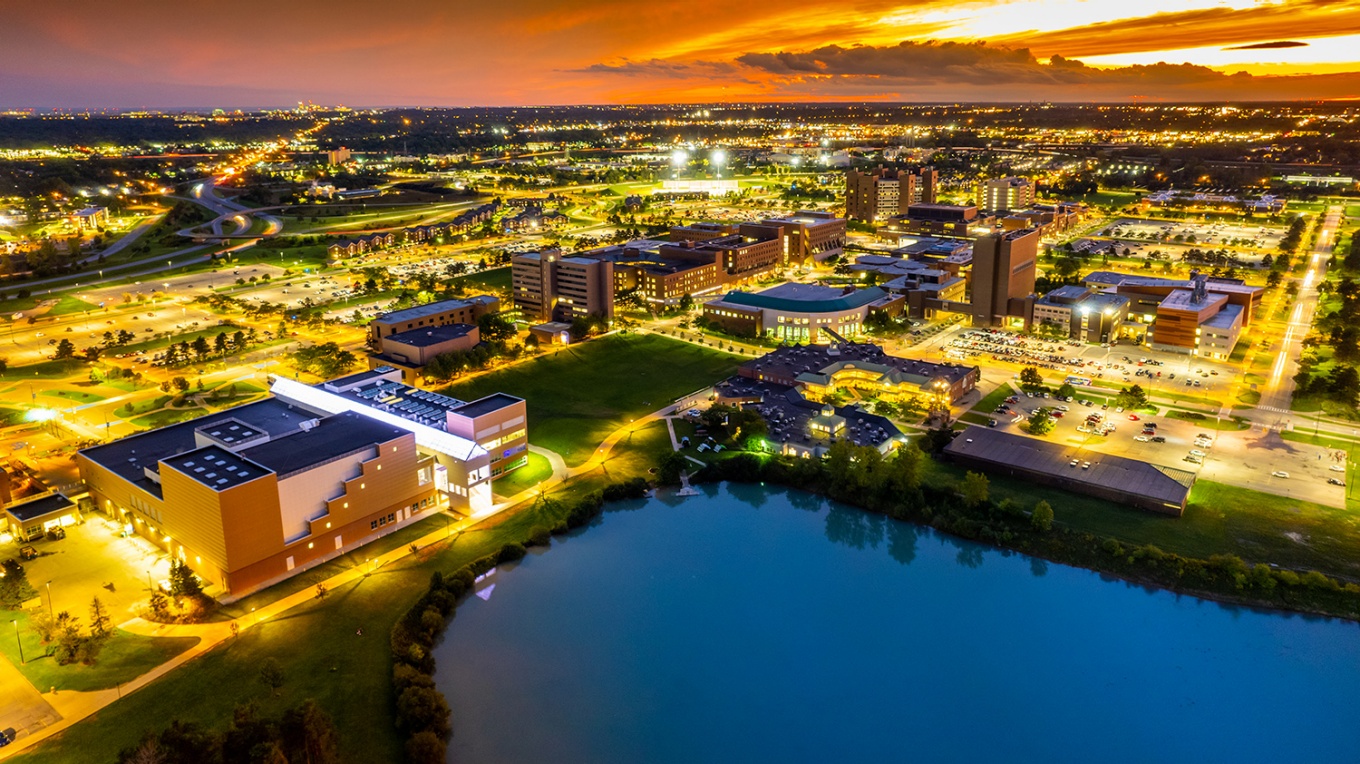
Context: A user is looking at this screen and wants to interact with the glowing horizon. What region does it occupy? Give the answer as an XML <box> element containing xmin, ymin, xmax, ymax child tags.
<box><xmin>2</xmin><ymin>0</ymin><xmax>1359</xmax><ymax>107</ymax></box>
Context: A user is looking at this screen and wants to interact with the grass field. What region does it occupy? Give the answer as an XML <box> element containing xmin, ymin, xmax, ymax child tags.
<box><xmin>450</xmin><ymin>266</ymin><xmax>511</xmax><ymax>294</ymax></box>
<box><xmin>927</xmin><ymin>456</ymin><xmax>1360</xmax><ymax>579</ymax></box>
<box><xmin>491</xmin><ymin>451</ymin><xmax>554</xmax><ymax>498</ymax></box>
<box><xmin>40</xmin><ymin>388</ymin><xmax>105</xmax><ymax>404</ymax></box>
<box><xmin>0</xmin><ymin>610</ymin><xmax>200</xmax><ymax>693</ymax></box>
<box><xmin>440</xmin><ymin>333</ymin><xmax>740</xmax><ymax>466</ymax></box>
<box><xmin>19</xmin><ymin>419</ymin><xmax>671</xmax><ymax>764</ymax></box>
<box><xmin>0</xmin><ymin>359</ymin><xmax>85</xmax><ymax>380</ymax></box>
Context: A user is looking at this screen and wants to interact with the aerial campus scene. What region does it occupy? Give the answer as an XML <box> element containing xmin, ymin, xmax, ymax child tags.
<box><xmin>3</xmin><ymin>2</ymin><xmax>1360</xmax><ymax>763</ymax></box>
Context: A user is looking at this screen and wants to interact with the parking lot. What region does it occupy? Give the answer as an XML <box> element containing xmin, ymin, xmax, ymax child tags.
<box><xmin>8</xmin><ymin>513</ymin><xmax>175</xmax><ymax>625</ymax></box>
<box><xmin>986</xmin><ymin>392</ymin><xmax>1345</xmax><ymax>508</ymax></box>
<box><xmin>1103</xmin><ymin>217</ymin><xmax>1285</xmax><ymax>250</ymax></box>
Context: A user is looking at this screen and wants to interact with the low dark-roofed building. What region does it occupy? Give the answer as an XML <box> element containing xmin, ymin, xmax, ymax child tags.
<box><xmin>2</xmin><ymin>492</ymin><xmax>80</xmax><ymax>541</ymax></box>
<box><xmin>238</xmin><ymin>412</ymin><xmax>407</xmax><ymax>479</ymax></box>
<box><xmin>943</xmin><ymin>426</ymin><xmax>1193</xmax><ymax>515</ymax></box>
<box><xmin>714</xmin><ymin>376</ymin><xmax>904</xmax><ymax>458</ymax></box>
<box><xmin>740</xmin><ymin>341</ymin><xmax>978</xmax><ymax>405</ymax></box>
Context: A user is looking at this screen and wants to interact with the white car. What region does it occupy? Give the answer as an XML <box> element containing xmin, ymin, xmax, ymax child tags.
<box><xmin>1272</xmin><ymin>471</ymin><xmax>1290</xmax><ymax>479</ymax></box>
<box><xmin>1329</xmin><ymin>465</ymin><xmax>1345</xmax><ymax>473</ymax></box>
<box><xmin>1189</xmin><ymin>449</ymin><xmax>1206</xmax><ymax>457</ymax></box>
<box><xmin>1134</xmin><ymin>435</ymin><xmax>1150</xmax><ymax>442</ymax></box>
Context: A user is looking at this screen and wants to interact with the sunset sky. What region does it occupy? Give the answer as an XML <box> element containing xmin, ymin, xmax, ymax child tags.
<box><xmin>3</xmin><ymin>0</ymin><xmax>1360</xmax><ymax>107</ymax></box>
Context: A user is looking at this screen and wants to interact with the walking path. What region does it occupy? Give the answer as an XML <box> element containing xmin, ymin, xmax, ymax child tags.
<box><xmin>0</xmin><ymin>402</ymin><xmax>686</xmax><ymax>759</ymax></box>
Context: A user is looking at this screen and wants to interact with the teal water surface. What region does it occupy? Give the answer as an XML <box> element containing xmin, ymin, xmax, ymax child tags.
<box><xmin>437</xmin><ymin>483</ymin><xmax>1360</xmax><ymax>763</ymax></box>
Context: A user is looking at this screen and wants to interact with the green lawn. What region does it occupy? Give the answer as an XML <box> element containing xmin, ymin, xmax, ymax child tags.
<box><xmin>1166</xmin><ymin>410</ymin><xmax>1250</xmax><ymax>430</ymax></box>
<box><xmin>928</xmin><ymin>456</ymin><xmax>1360</xmax><ymax>579</ymax></box>
<box><xmin>491</xmin><ymin>451</ymin><xmax>554</xmax><ymax>498</ymax></box>
<box><xmin>450</xmin><ymin>266</ymin><xmax>511</xmax><ymax>294</ymax></box>
<box><xmin>41</xmin><ymin>388</ymin><xmax>106</xmax><ymax>404</ymax></box>
<box><xmin>131</xmin><ymin>407</ymin><xmax>206</xmax><ymax>428</ymax></box>
<box><xmin>439</xmin><ymin>333</ymin><xmax>740</xmax><ymax>466</ymax></box>
<box><xmin>19</xmin><ymin>433</ymin><xmax>666</xmax><ymax>764</ymax></box>
<box><xmin>0</xmin><ymin>359</ymin><xmax>86</xmax><ymax>380</ymax></box>
<box><xmin>0</xmin><ymin>609</ymin><xmax>199</xmax><ymax>693</ymax></box>
<box><xmin>970</xmin><ymin>382</ymin><xmax>1014</xmax><ymax>413</ymax></box>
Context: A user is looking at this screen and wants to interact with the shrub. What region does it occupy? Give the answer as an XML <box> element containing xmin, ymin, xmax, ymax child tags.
<box><xmin>406</xmin><ymin>731</ymin><xmax>448</xmax><ymax>764</ymax></box>
<box><xmin>395</xmin><ymin>686</ymin><xmax>451</xmax><ymax>738</ymax></box>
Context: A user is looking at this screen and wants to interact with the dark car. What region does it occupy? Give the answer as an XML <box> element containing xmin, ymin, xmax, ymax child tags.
<box><xmin>1329</xmin><ymin>478</ymin><xmax>1345</xmax><ymax>486</ymax></box>
<box><xmin>0</xmin><ymin>727</ymin><xmax>16</xmax><ymax>747</ymax></box>
<box><xmin>18</xmin><ymin>545</ymin><xmax>38</xmax><ymax>561</ymax></box>
<box><xmin>1151</xmin><ymin>436</ymin><xmax>1167</xmax><ymax>443</ymax></box>
<box><xmin>45</xmin><ymin>526</ymin><xmax>66</xmax><ymax>541</ymax></box>
<box><xmin>987</xmin><ymin>418</ymin><xmax>998</xmax><ymax>428</ymax></box>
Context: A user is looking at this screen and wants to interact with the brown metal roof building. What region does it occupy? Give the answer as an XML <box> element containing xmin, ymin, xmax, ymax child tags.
<box><xmin>943</xmin><ymin>426</ymin><xmax>1194</xmax><ymax>516</ymax></box>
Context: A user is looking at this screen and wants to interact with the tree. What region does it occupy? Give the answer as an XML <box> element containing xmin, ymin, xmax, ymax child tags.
<box><xmin>280</xmin><ymin>699</ymin><xmax>340</xmax><ymax>764</ymax></box>
<box><xmin>1115</xmin><ymin>384</ymin><xmax>1148</xmax><ymax>410</ymax></box>
<box><xmin>172</xmin><ymin>376</ymin><xmax>190</xmax><ymax>393</ymax></box>
<box><xmin>1027</xmin><ymin>407</ymin><xmax>1055</xmax><ymax>436</ymax></box>
<box><xmin>406</xmin><ymin>731</ymin><xmax>448</xmax><ymax>764</ymax></box>
<box><xmin>1031</xmin><ymin>500</ymin><xmax>1054</xmax><ymax>532</ymax></box>
<box><xmin>259</xmin><ymin>658</ymin><xmax>285</xmax><ymax>693</ymax></box>
<box><xmin>395</xmin><ymin>685</ymin><xmax>452</xmax><ymax>738</ymax></box>
<box><xmin>677</xmin><ymin>292</ymin><xmax>694</xmax><ymax>312</ymax></box>
<box><xmin>89</xmin><ymin>595</ymin><xmax>111</xmax><ymax>638</ymax></box>
<box><xmin>54</xmin><ymin>338</ymin><xmax>77</xmax><ymax>360</ymax></box>
<box><xmin>1019</xmin><ymin>366</ymin><xmax>1043</xmax><ymax>392</ymax></box>
<box><xmin>1056</xmin><ymin>383</ymin><xmax>1077</xmax><ymax>400</ymax></box>
<box><xmin>0</xmin><ymin>558</ymin><xmax>37</xmax><ymax>609</ymax></box>
<box><xmin>476</xmin><ymin>312</ymin><xmax>517</xmax><ymax>343</ymax></box>
<box><xmin>657</xmin><ymin>451</ymin><xmax>690</xmax><ymax>486</ymax></box>
<box><xmin>168</xmin><ymin>558</ymin><xmax>202</xmax><ymax>599</ymax></box>
<box><xmin>886</xmin><ymin>442</ymin><xmax>923</xmax><ymax>493</ymax></box>
<box><xmin>961</xmin><ymin>471</ymin><xmax>990</xmax><ymax>507</ymax></box>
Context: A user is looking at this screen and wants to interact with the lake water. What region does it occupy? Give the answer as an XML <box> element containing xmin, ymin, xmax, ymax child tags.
<box><xmin>436</xmin><ymin>483</ymin><xmax>1360</xmax><ymax>763</ymax></box>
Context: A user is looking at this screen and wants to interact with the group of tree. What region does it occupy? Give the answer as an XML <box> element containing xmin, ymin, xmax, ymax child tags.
<box><xmin>1019</xmin><ymin>366</ymin><xmax>1045</xmax><ymax>393</ymax></box>
<box><xmin>569</xmin><ymin>311</ymin><xmax>610</xmax><ymax>341</ymax></box>
<box><xmin>28</xmin><ymin>596</ymin><xmax>114</xmax><ymax>666</ymax></box>
<box><xmin>146</xmin><ymin>559</ymin><xmax>210</xmax><ymax>623</ymax></box>
<box><xmin>1296</xmin><ymin>277</ymin><xmax>1360</xmax><ymax>408</ymax></box>
<box><xmin>697</xmin><ymin>404</ymin><xmax>769</xmax><ymax>448</ymax></box>
<box><xmin>291</xmin><ymin>342</ymin><xmax>358</xmax><ymax>380</ymax></box>
<box><xmin>118</xmin><ymin>700</ymin><xmax>339</xmax><ymax>764</ymax></box>
<box><xmin>157</xmin><ymin>328</ymin><xmax>257</xmax><ymax>368</ymax></box>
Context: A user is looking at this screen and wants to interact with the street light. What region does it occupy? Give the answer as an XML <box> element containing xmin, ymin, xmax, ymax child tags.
<box><xmin>45</xmin><ymin>581</ymin><xmax>53</xmax><ymax>618</ymax></box>
<box><xmin>11</xmin><ymin>618</ymin><xmax>23</xmax><ymax>664</ymax></box>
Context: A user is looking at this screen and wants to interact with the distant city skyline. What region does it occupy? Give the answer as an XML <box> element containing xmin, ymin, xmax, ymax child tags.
<box><xmin>3</xmin><ymin>0</ymin><xmax>1360</xmax><ymax>107</ymax></box>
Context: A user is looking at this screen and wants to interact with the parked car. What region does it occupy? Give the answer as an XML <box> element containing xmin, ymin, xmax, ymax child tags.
<box><xmin>1272</xmin><ymin>471</ymin><xmax>1290</xmax><ymax>479</ymax></box>
<box><xmin>1329</xmin><ymin>465</ymin><xmax>1345</xmax><ymax>473</ymax></box>
<box><xmin>18</xmin><ymin>545</ymin><xmax>38</xmax><ymax>561</ymax></box>
<box><xmin>1329</xmin><ymin>478</ymin><xmax>1345</xmax><ymax>486</ymax></box>
<box><xmin>0</xmin><ymin>727</ymin><xmax>16</xmax><ymax>748</ymax></box>
<box><xmin>1151</xmin><ymin>436</ymin><xmax>1167</xmax><ymax>443</ymax></box>
<box><xmin>46</xmin><ymin>526</ymin><xmax>66</xmax><ymax>541</ymax></box>
<box><xmin>1134</xmin><ymin>435</ymin><xmax>1150</xmax><ymax>442</ymax></box>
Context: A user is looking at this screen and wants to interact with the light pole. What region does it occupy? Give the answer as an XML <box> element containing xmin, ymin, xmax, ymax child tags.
<box><xmin>11</xmin><ymin>618</ymin><xmax>23</xmax><ymax>664</ymax></box>
<box><xmin>45</xmin><ymin>581</ymin><xmax>53</xmax><ymax>618</ymax></box>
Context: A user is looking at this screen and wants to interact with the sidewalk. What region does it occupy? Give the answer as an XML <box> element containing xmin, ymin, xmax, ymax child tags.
<box><xmin>0</xmin><ymin>404</ymin><xmax>679</xmax><ymax>759</ymax></box>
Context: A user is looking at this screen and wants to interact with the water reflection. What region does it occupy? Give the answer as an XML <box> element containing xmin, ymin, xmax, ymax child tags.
<box><xmin>886</xmin><ymin>522</ymin><xmax>918</xmax><ymax>566</ymax></box>
<box><xmin>1030</xmin><ymin>557</ymin><xmax>1049</xmax><ymax>578</ymax></box>
<box><xmin>824</xmin><ymin>503</ymin><xmax>885</xmax><ymax>550</ymax></box>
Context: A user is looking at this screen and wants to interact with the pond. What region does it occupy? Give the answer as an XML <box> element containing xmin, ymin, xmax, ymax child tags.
<box><xmin>437</xmin><ymin>483</ymin><xmax>1360</xmax><ymax>763</ymax></box>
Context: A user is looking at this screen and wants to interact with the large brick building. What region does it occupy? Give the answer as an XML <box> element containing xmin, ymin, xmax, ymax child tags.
<box><xmin>77</xmin><ymin>369</ymin><xmax>526</xmax><ymax>599</ymax></box>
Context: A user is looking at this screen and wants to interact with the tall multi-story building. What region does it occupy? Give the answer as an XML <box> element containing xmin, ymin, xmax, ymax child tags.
<box><xmin>512</xmin><ymin>250</ymin><xmax>615</xmax><ymax>322</ymax></box>
<box><xmin>980</xmin><ymin>177</ymin><xmax>1035</xmax><ymax>213</ymax></box>
<box><xmin>970</xmin><ymin>229</ymin><xmax>1039</xmax><ymax>327</ymax></box>
<box><xmin>845</xmin><ymin>166</ymin><xmax>938</xmax><ymax>222</ymax></box>
<box><xmin>760</xmin><ymin>211</ymin><xmax>847</xmax><ymax>266</ymax></box>
<box><xmin>77</xmin><ymin>368</ymin><xmax>527</xmax><ymax>599</ymax></box>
